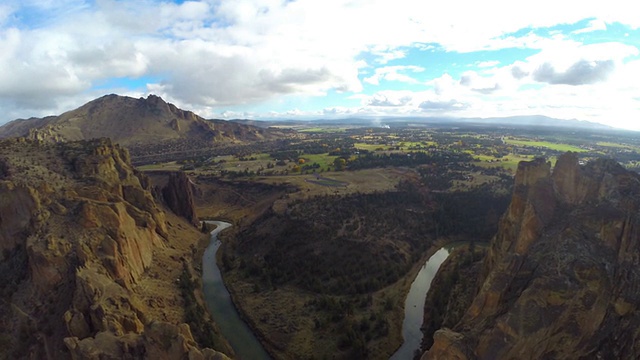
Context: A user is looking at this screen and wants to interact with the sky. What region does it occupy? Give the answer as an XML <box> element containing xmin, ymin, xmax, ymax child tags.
<box><xmin>1</xmin><ymin>1</ymin><xmax>639</xmax><ymax>130</ymax></box>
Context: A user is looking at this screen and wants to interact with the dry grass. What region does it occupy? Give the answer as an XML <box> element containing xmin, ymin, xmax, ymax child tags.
<box><xmin>132</xmin><ymin>211</ymin><xmax>206</xmax><ymax>324</ymax></box>
<box><xmin>255</xmin><ymin>167</ymin><xmax>414</xmax><ymax>200</ymax></box>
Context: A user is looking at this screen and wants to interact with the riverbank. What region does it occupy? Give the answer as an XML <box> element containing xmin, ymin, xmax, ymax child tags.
<box><xmin>201</xmin><ymin>221</ymin><xmax>271</xmax><ymax>360</ymax></box>
<box><xmin>180</xmin><ymin>222</ymin><xmax>235</xmax><ymax>357</ymax></box>
<box><xmin>218</xmin><ymin>232</ymin><xmax>458</xmax><ymax>359</ymax></box>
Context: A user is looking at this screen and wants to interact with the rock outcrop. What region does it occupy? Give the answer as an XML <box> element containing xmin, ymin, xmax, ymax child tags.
<box><xmin>424</xmin><ymin>152</ymin><xmax>640</xmax><ymax>359</ymax></box>
<box><xmin>64</xmin><ymin>321</ymin><xmax>231</xmax><ymax>360</ymax></box>
<box><xmin>0</xmin><ymin>138</ymin><xmax>229</xmax><ymax>359</ymax></box>
<box><xmin>161</xmin><ymin>171</ymin><xmax>199</xmax><ymax>226</ymax></box>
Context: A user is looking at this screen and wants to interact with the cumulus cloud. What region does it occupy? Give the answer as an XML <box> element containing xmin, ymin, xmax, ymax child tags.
<box><xmin>459</xmin><ymin>71</ymin><xmax>502</xmax><ymax>94</ymax></box>
<box><xmin>432</xmin><ymin>74</ymin><xmax>457</xmax><ymax>95</ymax></box>
<box><xmin>472</xmin><ymin>84</ymin><xmax>501</xmax><ymax>94</ymax></box>
<box><xmin>419</xmin><ymin>99</ymin><xmax>469</xmax><ymax>111</ymax></box>
<box><xmin>366</xmin><ymin>92</ymin><xmax>414</xmax><ymax>107</ymax></box>
<box><xmin>533</xmin><ymin>60</ymin><xmax>615</xmax><ymax>85</ymax></box>
<box><xmin>369</xmin><ymin>47</ymin><xmax>406</xmax><ymax>64</ymax></box>
<box><xmin>511</xmin><ymin>66</ymin><xmax>529</xmax><ymax>79</ymax></box>
<box><xmin>323</xmin><ymin>107</ymin><xmax>354</xmax><ymax>115</ymax></box>
<box><xmin>1</xmin><ymin>0</ymin><xmax>640</xmax><ymax>129</ymax></box>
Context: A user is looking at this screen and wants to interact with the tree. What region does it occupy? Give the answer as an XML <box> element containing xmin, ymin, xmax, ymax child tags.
<box><xmin>334</xmin><ymin>157</ymin><xmax>346</xmax><ymax>171</ymax></box>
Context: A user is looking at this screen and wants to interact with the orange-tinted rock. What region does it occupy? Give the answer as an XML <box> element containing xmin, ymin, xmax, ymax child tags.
<box><xmin>0</xmin><ymin>138</ymin><xmax>223</xmax><ymax>359</ymax></box>
<box><xmin>423</xmin><ymin>329</ymin><xmax>471</xmax><ymax>360</ymax></box>
<box><xmin>426</xmin><ymin>153</ymin><xmax>640</xmax><ymax>359</ymax></box>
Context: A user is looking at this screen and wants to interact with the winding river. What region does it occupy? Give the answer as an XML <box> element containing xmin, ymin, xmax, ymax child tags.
<box><xmin>390</xmin><ymin>243</ymin><xmax>461</xmax><ymax>360</ymax></box>
<box><xmin>201</xmin><ymin>221</ymin><xmax>271</xmax><ymax>360</ymax></box>
<box><xmin>202</xmin><ymin>220</ymin><xmax>460</xmax><ymax>360</ymax></box>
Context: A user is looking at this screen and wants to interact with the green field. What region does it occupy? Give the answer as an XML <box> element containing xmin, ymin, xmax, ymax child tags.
<box><xmin>399</xmin><ymin>141</ymin><xmax>433</xmax><ymax>148</ymax></box>
<box><xmin>472</xmin><ymin>153</ymin><xmax>535</xmax><ymax>172</ymax></box>
<box><xmin>504</xmin><ymin>139</ymin><xmax>587</xmax><ymax>152</ymax></box>
<box><xmin>596</xmin><ymin>142</ymin><xmax>639</xmax><ymax>150</ymax></box>
<box><xmin>299</xmin><ymin>153</ymin><xmax>337</xmax><ymax>169</ymax></box>
<box><xmin>354</xmin><ymin>143</ymin><xmax>386</xmax><ymax>151</ymax></box>
<box><xmin>298</xmin><ymin>127</ymin><xmax>347</xmax><ymax>133</ymax></box>
<box><xmin>137</xmin><ymin>162</ymin><xmax>183</xmax><ymax>171</ymax></box>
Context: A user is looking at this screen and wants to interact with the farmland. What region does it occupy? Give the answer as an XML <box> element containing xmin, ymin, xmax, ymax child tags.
<box><xmin>140</xmin><ymin>121</ymin><xmax>640</xmax><ymax>359</ymax></box>
<box><xmin>141</xmin><ymin>122</ymin><xmax>640</xmax><ymax>187</ymax></box>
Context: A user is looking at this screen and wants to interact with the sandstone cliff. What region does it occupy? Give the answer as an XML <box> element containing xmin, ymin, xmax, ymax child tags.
<box><xmin>0</xmin><ymin>138</ymin><xmax>230</xmax><ymax>359</ymax></box>
<box><xmin>424</xmin><ymin>152</ymin><xmax>640</xmax><ymax>359</ymax></box>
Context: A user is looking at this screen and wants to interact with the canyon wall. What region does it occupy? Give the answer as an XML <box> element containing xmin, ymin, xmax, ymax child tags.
<box><xmin>425</xmin><ymin>153</ymin><xmax>640</xmax><ymax>359</ymax></box>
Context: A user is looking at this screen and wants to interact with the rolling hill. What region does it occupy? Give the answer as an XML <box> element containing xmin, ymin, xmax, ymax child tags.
<box><xmin>0</xmin><ymin>94</ymin><xmax>290</xmax><ymax>155</ymax></box>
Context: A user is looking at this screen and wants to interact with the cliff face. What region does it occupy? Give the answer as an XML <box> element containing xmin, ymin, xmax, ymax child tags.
<box><xmin>425</xmin><ymin>152</ymin><xmax>640</xmax><ymax>359</ymax></box>
<box><xmin>0</xmin><ymin>138</ymin><xmax>229</xmax><ymax>359</ymax></box>
<box><xmin>161</xmin><ymin>171</ymin><xmax>199</xmax><ymax>226</ymax></box>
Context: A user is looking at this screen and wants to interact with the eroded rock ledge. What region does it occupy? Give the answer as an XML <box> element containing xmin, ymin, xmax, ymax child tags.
<box><xmin>424</xmin><ymin>152</ymin><xmax>640</xmax><ymax>359</ymax></box>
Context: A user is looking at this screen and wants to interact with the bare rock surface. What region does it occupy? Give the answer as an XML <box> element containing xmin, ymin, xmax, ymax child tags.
<box><xmin>425</xmin><ymin>153</ymin><xmax>640</xmax><ymax>359</ymax></box>
<box><xmin>0</xmin><ymin>138</ymin><xmax>230</xmax><ymax>359</ymax></box>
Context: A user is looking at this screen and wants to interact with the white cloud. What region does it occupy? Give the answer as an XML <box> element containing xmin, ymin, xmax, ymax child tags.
<box><xmin>0</xmin><ymin>0</ymin><xmax>639</xmax><ymax>130</ymax></box>
<box><xmin>459</xmin><ymin>71</ymin><xmax>503</xmax><ymax>94</ymax></box>
<box><xmin>365</xmin><ymin>91</ymin><xmax>415</xmax><ymax>107</ymax></box>
<box><xmin>363</xmin><ymin>65</ymin><xmax>425</xmax><ymax>85</ymax></box>
<box><xmin>369</xmin><ymin>47</ymin><xmax>406</xmax><ymax>64</ymax></box>
<box><xmin>0</xmin><ymin>5</ymin><xmax>13</xmax><ymax>26</ymax></box>
<box><xmin>533</xmin><ymin>60</ymin><xmax>615</xmax><ymax>85</ymax></box>
<box><xmin>476</xmin><ymin>60</ymin><xmax>500</xmax><ymax>68</ymax></box>
<box><xmin>573</xmin><ymin>18</ymin><xmax>607</xmax><ymax>34</ymax></box>
<box><xmin>419</xmin><ymin>99</ymin><xmax>469</xmax><ymax>111</ymax></box>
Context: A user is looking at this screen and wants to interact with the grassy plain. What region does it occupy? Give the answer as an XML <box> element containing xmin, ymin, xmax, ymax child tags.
<box><xmin>137</xmin><ymin>161</ymin><xmax>183</xmax><ymax>171</ymax></box>
<box><xmin>354</xmin><ymin>143</ymin><xmax>386</xmax><ymax>151</ymax></box>
<box><xmin>596</xmin><ymin>141</ymin><xmax>640</xmax><ymax>150</ymax></box>
<box><xmin>300</xmin><ymin>153</ymin><xmax>337</xmax><ymax>169</ymax></box>
<box><xmin>503</xmin><ymin>138</ymin><xmax>587</xmax><ymax>152</ymax></box>
<box><xmin>471</xmin><ymin>153</ymin><xmax>534</xmax><ymax>172</ymax></box>
<box><xmin>298</xmin><ymin>127</ymin><xmax>348</xmax><ymax>133</ymax></box>
<box><xmin>256</xmin><ymin>167</ymin><xmax>413</xmax><ymax>199</ymax></box>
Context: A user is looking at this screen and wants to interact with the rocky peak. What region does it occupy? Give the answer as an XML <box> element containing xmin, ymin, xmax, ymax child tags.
<box><xmin>514</xmin><ymin>156</ymin><xmax>550</xmax><ymax>188</ymax></box>
<box><xmin>425</xmin><ymin>153</ymin><xmax>640</xmax><ymax>359</ymax></box>
<box><xmin>551</xmin><ymin>152</ymin><xmax>625</xmax><ymax>206</ymax></box>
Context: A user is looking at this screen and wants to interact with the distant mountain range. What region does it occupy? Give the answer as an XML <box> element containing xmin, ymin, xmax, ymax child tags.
<box><xmin>233</xmin><ymin>115</ymin><xmax>615</xmax><ymax>131</ymax></box>
<box><xmin>0</xmin><ymin>94</ymin><xmax>286</xmax><ymax>148</ymax></box>
<box><xmin>0</xmin><ymin>94</ymin><xmax>620</xmax><ymax>152</ymax></box>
